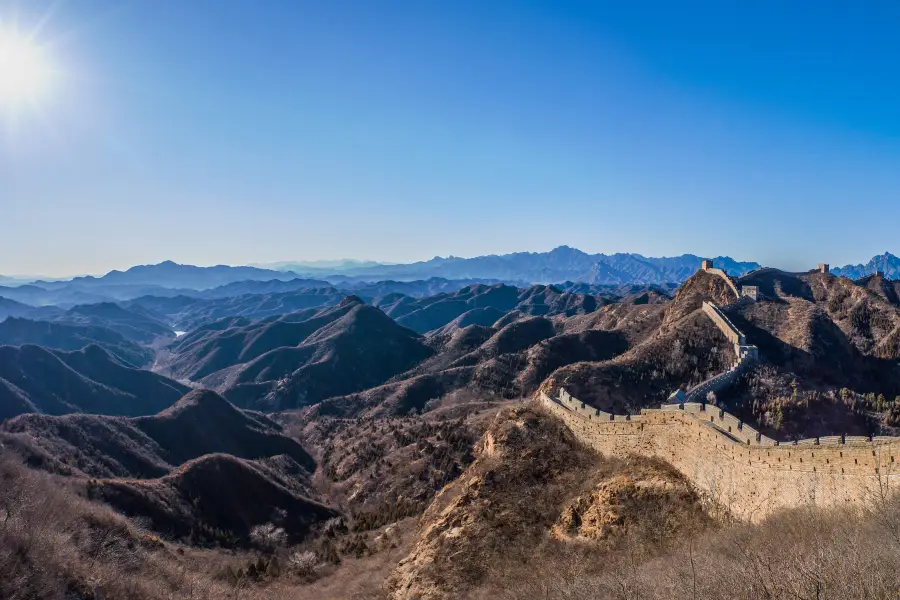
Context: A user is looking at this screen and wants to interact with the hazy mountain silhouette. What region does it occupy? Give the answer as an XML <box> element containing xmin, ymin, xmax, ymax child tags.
<box><xmin>65</xmin><ymin>261</ymin><xmax>302</xmax><ymax>290</ymax></box>
<box><xmin>0</xmin><ymin>296</ymin><xmax>35</xmax><ymax>321</ymax></box>
<box><xmin>0</xmin><ymin>317</ymin><xmax>154</xmax><ymax>366</ymax></box>
<box><xmin>380</xmin><ymin>283</ymin><xmax>601</xmax><ymax>333</ymax></box>
<box><xmin>58</xmin><ymin>302</ymin><xmax>173</xmax><ymax>343</ymax></box>
<box><xmin>0</xmin><ymin>344</ymin><xmax>189</xmax><ymax>420</ymax></box>
<box><xmin>301</xmin><ymin>247</ymin><xmax>761</xmax><ymax>284</ymax></box>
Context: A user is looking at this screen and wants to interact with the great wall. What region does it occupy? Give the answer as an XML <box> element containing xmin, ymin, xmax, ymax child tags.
<box><xmin>539</xmin><ymin>261</ymin><xmax>900</xmax><ymax>522</ymax></box>
<box><xmin>673</xmin><ymin>301</ymin><xmax>759</xmax><ymax>404</ymax></box>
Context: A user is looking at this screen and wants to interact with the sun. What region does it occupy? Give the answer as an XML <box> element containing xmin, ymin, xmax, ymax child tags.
<box><xmin>0</xmin><ymin>28</ymin><xmax>52</xmax><ymax>107</ymax></box>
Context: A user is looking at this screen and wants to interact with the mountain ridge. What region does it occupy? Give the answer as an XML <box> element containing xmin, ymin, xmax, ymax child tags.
<box><xmin>9</xmin><ymin>252</ymin><xmax>900</xmax><ymax>295</ymax></box>
<box><xmin>2</xmin><ymin>249</ymin><xmax>760</xmax><ymax>291</ymax></box>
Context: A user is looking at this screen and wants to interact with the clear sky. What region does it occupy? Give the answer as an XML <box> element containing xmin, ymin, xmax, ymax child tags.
<box><xmin>2</xmin><ymin>0</ymin><xmax>899</xmax><ymax>276</ymax></box>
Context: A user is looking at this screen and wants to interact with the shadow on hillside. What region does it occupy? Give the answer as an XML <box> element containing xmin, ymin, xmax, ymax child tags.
<box><xmin>738</xmin><ymin>268</ymin><xmax>815</xmax><ymax>301</ymax></box>
<box><xmin>730</xmin><ymin>305</ymin><xmax>900</xmax><ymax>395</ymax></box>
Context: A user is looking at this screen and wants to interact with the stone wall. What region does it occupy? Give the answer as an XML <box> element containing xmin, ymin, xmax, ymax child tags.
<box><xmin>701</xmin><ymin>301</ymin><xmax>745</xmax><ymax>346</ymax></box>
<box><xmin>540</xmin><ymin>389</ymin><xmax>900</xmax><ymax>522</ymax></box>
<box><xmin>542</xmin><ymin>266</ymin><xmax>895</xmax><ymax>521</ymax></box>
<box><xmin>685</xmin><ymin>365</ymin><xmax>742</xmax><ymax>403</ymax></box>
<box><xmin>681</xmin><ymin>301</ymin><xmax>757</xmax><ymax>402</ymax></box>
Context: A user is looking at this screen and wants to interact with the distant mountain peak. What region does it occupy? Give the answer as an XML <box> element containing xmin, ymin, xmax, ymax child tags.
<box><xmin>549</xmin><ymin>245</ymin><xmax>588</xmax><ymax>256</ymax></box>
<box><xmin>339</xmin><ymin>295</ymin><xmax>366</xmax><ymax>307</ymax></box>
<box><xmin>161</xmin><ymin>389</ymin><xmax>235</xmax><ymax>418</ymax></box>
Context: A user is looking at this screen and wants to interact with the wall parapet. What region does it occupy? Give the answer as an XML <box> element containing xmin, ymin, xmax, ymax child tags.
<box><xmin>702</xmin><ymin>301</ymin><xmax>745</xmax><ymax>345</ymax></box>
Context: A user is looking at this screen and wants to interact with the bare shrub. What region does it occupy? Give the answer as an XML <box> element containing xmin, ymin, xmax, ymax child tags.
<box><xmin>289</xmin><ymin>550</ymin><xmax>318</xmax><ymax>575</ymax></box>
<box><xmin>249</xmin><ymin>522</ymin><xmax>287</xmax><ymax>551</ymax></box>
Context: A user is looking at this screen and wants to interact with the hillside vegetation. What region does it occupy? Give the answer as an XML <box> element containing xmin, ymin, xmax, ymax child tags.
<box><xmin>0</xmin><ymin>344</ymin><xmax>189</xmax><ymax>420</ymax></box>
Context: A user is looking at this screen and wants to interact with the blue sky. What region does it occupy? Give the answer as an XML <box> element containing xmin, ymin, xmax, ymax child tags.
<box><xmin>2</xmin><ymin>0</ymin><xmax>899</xmax><ymax>276</ymax></box>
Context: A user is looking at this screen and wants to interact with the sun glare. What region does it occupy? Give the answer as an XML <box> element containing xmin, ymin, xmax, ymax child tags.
<box><xmin>0</xmin><ymin>28</ymin><xmax>52</xmax><ymax>107</ymax></box>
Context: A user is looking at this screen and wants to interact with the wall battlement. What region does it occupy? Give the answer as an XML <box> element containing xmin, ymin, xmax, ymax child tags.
<box><xmin>541</xmin><ymin>388</ymin><xmax>900</xmax><ymax>522</ymax></box>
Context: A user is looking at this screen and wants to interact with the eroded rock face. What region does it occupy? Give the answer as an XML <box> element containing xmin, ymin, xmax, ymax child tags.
<box><xmin>386</xmin><ymin>406</ymin><xmax>589</xmax><ymax>600</ymax></box>
<box><xmin>555</xmin><ymin>462</ymin><xmax>708</xmax><ymax>543</ymax></box>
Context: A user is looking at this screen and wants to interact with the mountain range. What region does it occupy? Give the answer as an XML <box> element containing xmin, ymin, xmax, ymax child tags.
<box><xmin>6</xmin><ymin>254</ymin><xmax>900</xmax><ymax>599</ymax></box>
<box><xmin>307</xmin><ymin>246</ymin><xmax>760</xmax><ymax>284</ymax></box>
<box><xmin>7</xmin><ymin>251</ymin><xmax>900</xmax><ymax>302</ymax></box>
<box><xmin>0</xmin><ymin>317</ymin><xmax>154</xmax><ymax>366</ymax></box>
<box><xmin>831</xmin><ymin>252</ymin><xmax>900</xmax><ymax>279</ymax></box>
<box><xmin>2</xmin><ymin>248</ymin><xmax>759</xmax><ymax>293</ymax></box>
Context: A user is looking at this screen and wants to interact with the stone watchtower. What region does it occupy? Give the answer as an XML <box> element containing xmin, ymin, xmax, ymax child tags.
<box><xmin>701</xmin><ymin>259</ymin><xmax>714</xmax><ymax>271</ymax></box>
<box><xmin>741</xmin><ymin>286</ymin><xmax>759</xmax><ymax>301</ymax></box>
<box><xmin>818</xmin><ymin>263</ymin><xmax>830</xmax><ymax>274</ymax></box>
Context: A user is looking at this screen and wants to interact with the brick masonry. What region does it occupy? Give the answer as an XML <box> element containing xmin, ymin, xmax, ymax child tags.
<box><xmin>541</xmin><ymin>389</ymin><xmax>900</xmax><ymax>522</ymax></box>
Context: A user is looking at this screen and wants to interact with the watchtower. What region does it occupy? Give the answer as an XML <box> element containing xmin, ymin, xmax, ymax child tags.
<box><xmin>818</xmin><ymin>263</ymin><xmax>830</xmax><ymax>274</ymax></box>
<box><xmin>701</xmin><ymin>259</ymin><xmax>714</xmax><ymax>271</ymax></box>
<box><xmin>876</xmin><ymin>270</ymin><xmax>885</xmax><ymax>278</ymax></box>
<box><xmin>741</xmin><ymin>286</ymin><xmax>759</xmax><ymax>301</ymax></box>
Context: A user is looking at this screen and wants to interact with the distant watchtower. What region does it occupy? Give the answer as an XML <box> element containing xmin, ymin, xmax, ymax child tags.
<box><xmin>741</xmin><ymin>286</ymin><xmax>759</xmax><ymax>301</ymax></box>
<box><xmin>876</xmin><ymin>270</ymin><xmax>885</xmax><ymax>278</ymax></box>
<box><xmin>701</xmin><ymin>259</ymin><xmax>714</xmax><ymax>271</ymax></box>
<box><xmin>818</xmin><ymin>263</ymin><xmax>830</xmax><ymax>274</ymax></box>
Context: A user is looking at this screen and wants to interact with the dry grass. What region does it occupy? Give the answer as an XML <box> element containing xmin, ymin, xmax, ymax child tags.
<box><xmin>299</xmin><ymin>518</ymin><xmax>418</xmax><ymax>600</ymax></box>
<box><xmin>381</xmin><ymin>403</ymin><xmax>900</xmax><ymax>600</ymax></box>
<box><xmin>489</xmin><ymin>496</ymin><xmax>900</xmax><ymax>600</ymax></box>
<box><xmin>0</xmin><ymin>451</ymin><xmax>351</xmax><ymax>600</ymax></box>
